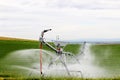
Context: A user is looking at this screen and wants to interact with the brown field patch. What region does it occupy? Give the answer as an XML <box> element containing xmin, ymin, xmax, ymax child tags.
<box><xmin>0</xmin><ymin>36</ymin><xmax>37</xmax><ymax>41</ymax></box>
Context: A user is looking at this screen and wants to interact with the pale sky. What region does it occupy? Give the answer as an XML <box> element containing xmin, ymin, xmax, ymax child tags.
<box><xmin>0</xmin><ymin>0</ymin><xmax>120</xmax><ymax>41</ymax></box>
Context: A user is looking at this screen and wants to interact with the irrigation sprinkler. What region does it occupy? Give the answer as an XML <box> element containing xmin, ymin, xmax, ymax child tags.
<box><xmin>80</xmin><ymin>42</ymin><xmax>86</xmax><ymax>55</ymax></box>
<box><xmin>39</xmin><ymin>29</ymin><xmax>84</xmax><ymax>76</ymax></box>
<box><xmin>39</xmin><ymin>29</ymin><xmax>52</xmax><ymax>75</ymax></box>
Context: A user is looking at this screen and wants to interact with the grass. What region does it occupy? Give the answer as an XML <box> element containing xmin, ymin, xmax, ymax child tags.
<box><xmin>91</xmin><ymin>44</ymin><xmax>120</xmax><ymax>70</ymax></box>
<box><xmin>64</xmin><ymin>44</ymin><xmax>80</xmax><ymax>55</ymax></box>
<box><xmin>0</xmin><ymin>40</ymin><xmax>39</xmax><ymax>59</ymax></box>
<box><xmin>1</xmin><ymin>76</ymin><xmax>120</xmax><ymax>80</ymax></box>
<box><xmin>0</xmin><ymin>37</ymin><xmax>81</xmax><ymax>79</ymax></box>
<box><xmin>1</xmin><ymin>37</ymin><xmax>120</xmax><ymax>79</ymax></box>
<box><xmin>0</xmin><ymin>39</ymin><xmax>80</xmax><ymax>60</ymax></box>
<box><xmin>37</xmin><ymin>76</ymin><xmax>120</xmax><ymax>80</ymax></box>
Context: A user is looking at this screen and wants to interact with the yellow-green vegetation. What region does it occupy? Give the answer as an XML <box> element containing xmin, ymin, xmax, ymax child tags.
<box><xmin>0</xmin><ymin>40</ymin><xmax>39</xmax><ymax>59</ymax></box>
<box><xmin>0</xmin><ymin>37</ymin><xmax>80</xmax><ymax>60</ymax></box>
<box><xmin>64</xmin><ymin>44</ymin><xmax>80</xmax><ymax>54</ymax></box>
<box><xmin>1</xmin><ymin>76</ymin><xmax>120</xmax><ymax>80</ymax></box>
<box><xmin>0</xmin><ymin>36</ymin><xmax>36</xmax><ymax>41</ymax></box>
<box><xmin>1</xmin><ymin>37</ymin><xmax>120</xmax><ymax>79</ymax></box>
<box><xmin>91</xmin><ymin>44</ymin><xmax>120</xmax><ymax>70</ymax></box>
<box><xmin>0</xmin><ymin>37</ymin><xmax>81</xmax><ymax>79</ymax></box>
<box><xmin>38</xmin><ymin>77</ymin><xmax>120</xmax><ymax>80</ymax></box>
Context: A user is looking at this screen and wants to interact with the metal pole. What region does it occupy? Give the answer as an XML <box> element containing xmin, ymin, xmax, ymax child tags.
<box><xmin>40</xmin><ymin>42</ymin><xmax>43</xmax><ymax>75</ymax></box>
<box><xmin>39</xmin><ymin>29</ymin><xmax>52</xmax><ymax>75</ymax></box>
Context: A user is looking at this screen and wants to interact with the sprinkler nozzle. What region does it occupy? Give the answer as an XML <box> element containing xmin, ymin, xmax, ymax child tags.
<box><xmin>43</xmin><ymin>29</ymin><xmax>52</xmax><ymax>33</ymax></box>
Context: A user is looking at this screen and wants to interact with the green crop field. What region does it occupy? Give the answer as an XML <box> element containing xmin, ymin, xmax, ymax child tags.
<box><xmin>0</xmin><ymin>37</ymin><xmax>81</xmax><ymax>79</ymax></box>
<box><xmin>0</xmin><ymin>40</ymin><xmax>80</xmax><ymax>59</ymax></box>
<box><xmin>64</xmin><ymin>44</ymin><xmax>80</xmax><ymax>55</ymax></box>
<box><xmin>0</xmin><ymin>40</ymin><xmax>39</xmax><ymax>59</ymax></box>
<box><xmin>1</xmin><ymin>37</ymin><xmax>120</xmax><ymax>80</ymax></box>
<box><xmin>91</xmin><ymin>44</ymin><xmax>120</xmax><ymax>71</ymax></box>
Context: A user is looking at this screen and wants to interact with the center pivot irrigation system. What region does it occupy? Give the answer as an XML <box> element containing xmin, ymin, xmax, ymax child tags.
<box><xmin>39</xmin><ymin>29</ymin><xmax>86</xmax><ymax>76</ymax></box>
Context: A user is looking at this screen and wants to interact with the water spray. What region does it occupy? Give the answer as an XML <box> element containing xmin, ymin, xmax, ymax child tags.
<box><xmin>39</xmin><ymin>29</ymin><xmax>84</xmax><ymax>76</ymax></box>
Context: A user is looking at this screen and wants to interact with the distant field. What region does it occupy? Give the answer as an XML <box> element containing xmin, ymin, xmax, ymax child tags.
<box><xmin>0</xmin><ymin>36</ymin><xmax>36</xmax><ymax>41</ymax></box>
<box><xmin>64</xmin><ymin>44</ymin><xmax>80</xmax><ymax>54</ymax></box>
<box><xmin>0</xmin><ymin>37</ymin><xmax>81</xmax><ymax>79</ymax></box>
<box><xmin>1</xmin><ymin>37</ymin><xmax>120</xmax><ymax>79</ymax></box>
<box><xmin>91</xmin><ymin>44</ymin><xmax>120</xmax><ymax>70</ymax></box>
<box><xmin>0</xmin><ymin>37</ymin><xmax>80</xmax><ymax>59</ymax></box>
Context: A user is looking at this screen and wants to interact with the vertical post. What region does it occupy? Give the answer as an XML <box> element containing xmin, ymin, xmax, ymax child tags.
<box><xmin>39</xmin><ymin>29</ymin><xmax>52</xmax><ymax>75</ymax></box>
<box><xmin>40</xmin><ymin>42</ymin><xmax>43</xmax><ymax>75</ymax></box>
